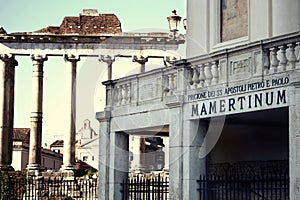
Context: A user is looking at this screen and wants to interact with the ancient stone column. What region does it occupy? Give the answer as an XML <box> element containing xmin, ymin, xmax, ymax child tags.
<box><xmin>99</xmin><ymin>55</ymin><xmax>115</xmax><ymax>80</ymax></box>
<box><xmin>0</xmin><ymin>54</ymin><xmax>17</xmax><ymax>170</ymax></box>
<box><xmin>62</xmin><ymin>54</ymin><xmax>80</xmax><ymax>172</ymax></box>
<box><xmin>7</xmin><ymin>56</ymin><xmax>17</xmax><ymax>169</ymax></box>
<box><xmin>28</xmin><ymin>54</ymin><xmax>47</xmax><ymax>171</ymax></box>
<box><xmin>132</xmin><ymin>55</ymin><xmax>148</xmax><ymax>73</ymax></box>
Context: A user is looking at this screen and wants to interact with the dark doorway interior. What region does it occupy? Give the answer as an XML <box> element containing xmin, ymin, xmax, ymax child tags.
<box><xmin>207</xmin><ymin>107</ymin><xmax>289</xmax><ymax>175</ymax></box>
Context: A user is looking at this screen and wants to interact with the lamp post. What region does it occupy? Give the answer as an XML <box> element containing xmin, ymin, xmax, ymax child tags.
<box><xmin>167</xmin><ymin>10</ymin><xmax>182</xmax><ymax>39</ymax></box>
<box><xmin>183</xmin><ymin>19</ymin><xmax>187</xmax><ymax>30</ymax></box>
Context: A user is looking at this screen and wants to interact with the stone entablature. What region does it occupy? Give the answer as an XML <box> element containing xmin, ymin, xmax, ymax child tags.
<box><xmin>0</xmin><ymin>33</ymin><xmax>184</xmax><ymax>56</ymax></box>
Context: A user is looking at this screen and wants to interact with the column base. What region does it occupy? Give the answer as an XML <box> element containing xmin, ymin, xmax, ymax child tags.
<box><xmin>61</xmin><ymin>165</ymin><xmax>75</xmax><ymax>180</ymax></box>
<box><xmin>61</xmin><ymin>164</ymin><xmax>75</xmax><ymax>171</ymax></box>
<box><xmin>27</xmin><ymin>164</ymin><xmax>44</xmax><ymax>176</ymax></box>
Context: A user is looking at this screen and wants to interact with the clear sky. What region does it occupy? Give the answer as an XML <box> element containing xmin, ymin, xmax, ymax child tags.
<box><xmin>0</xmin><ymin>0</ymin><xmax>186</xmax><ymax>145</ymax></box>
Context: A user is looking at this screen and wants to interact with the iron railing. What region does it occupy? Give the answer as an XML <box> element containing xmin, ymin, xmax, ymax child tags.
<box><xmin>197</xmin><ymin>172</ymin><xmax>289</xmax><ymax>200</ymax></box>
<box><xmin>121</xmin><ymin>174</ymin><xmax>169</xmax><ymax>200</ymax></box>
<box><xmin>0</xmin><ymin>171</ymin><xmax>98</xmax><ymax>200</ymax></box>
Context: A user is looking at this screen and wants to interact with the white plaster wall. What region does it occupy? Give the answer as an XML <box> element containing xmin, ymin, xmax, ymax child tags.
<box><xmin>12</xmin><ymin>148</ymin><xmax>29</xmax><ymax>171</ymax></box>
<box><xmin>249</xmin><ymin>0</ymin><xmax>272</xmax><ymax>40</ymax></box>
<box><xmin>78</xmin><ymin>149</ymin><xmax>98</xmax><ymax>169</ymax></box>
<box><xmin>12</xmin><ymin>150</ymin><xmax>22</xmax><ymax>170</ymax></box>
<box><xmin>272</xmin><ymin>0</ymin><xmax>300</xmax><ymax>36</ymax></box>
<box><xmin>186</xmin><ymin>0</ymin><xmax>210</xmax><ymax>58</ymax></box>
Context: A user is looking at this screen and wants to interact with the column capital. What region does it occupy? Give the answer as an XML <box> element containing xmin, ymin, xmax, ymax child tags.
<box><xmin>0</xmin><ymin>54</ymin><xmax>18</xmax><ymax>67</ymax></box>
<box><xmin>164</xmin><ymin>56</ymin><xmax>178</xmax><ymax>66</ymax></box>
<box><xmin>99</xmin><ymin>55</ymin><xmax>115</xmax><ymax>65</ymax></box>
<box><xmin>0</xmin><ymin>54</ymin><xmax>12</xmax><ymax>61</ymax></box>
<box><xmin>132</xmin><ymin>55</ymin><xmax>148</xmax><ymax>64</ymax></box>
<box><xmin>64</xmin><ymin>54</ymin><xmax>80</xmax><ymax>63</ymax></box>
<box><xmin>31</xmin><ymin>54</ymin><xmax>48</xmax><ymax>64</ymax></box>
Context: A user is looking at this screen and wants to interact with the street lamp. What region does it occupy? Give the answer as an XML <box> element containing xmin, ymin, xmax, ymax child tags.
<box><xmin>183</xmin><ymin>19</ymin><xmax>187</xmax><ymax>30</ymax></box>
<box><xmin>167</xmin><ymin>10</ymin><xmax>182</xmax><ymax>38</ymax></box>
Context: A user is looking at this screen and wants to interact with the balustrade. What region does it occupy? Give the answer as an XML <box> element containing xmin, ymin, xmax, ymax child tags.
<box><xmin>103</xmin><ymin>33</ymin><xmax>300</xmax><ymax>111</ymax></box>
<box><xmin>263</xmin><ymin>40</ymin><xmax>300</xmax><ymax>74</ymax></box>
<box><xmin>188</xmin><ymin>61</ymin><xmax>219</xmax><ymax>89</ymax></box>
<box><xmin>164</xmin><ymin>72</ymin><xmax>177</xmax><ymax>96</ymax></box>
<box><xmin>114</xmin><ymin>82</ymin><xmax>132</xmax><ymax>106</ymax></box>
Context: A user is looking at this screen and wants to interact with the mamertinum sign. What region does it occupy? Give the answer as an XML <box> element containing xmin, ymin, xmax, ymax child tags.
<box><xmin>188</xmin><ymin>76</ymin><xmax>289</xmax><ymax>118</ymax></box>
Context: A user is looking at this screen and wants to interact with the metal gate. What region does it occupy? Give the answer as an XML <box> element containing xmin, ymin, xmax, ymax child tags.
<box><xmin>121</xmin><ymin>174</ymin><xmax>169</xmax><ymax>200</ymax></box>
<box><xmin>197</xmin><ymin>172</ymin><xmax>289</xmax><ymax>200</ymax></box>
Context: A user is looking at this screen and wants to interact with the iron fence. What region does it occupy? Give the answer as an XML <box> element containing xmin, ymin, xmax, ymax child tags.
<box><xmin>197</xmin><ymin>172</ymin><xmax>289</xmax><ymax>200</ymax></box>
<box><xmin>0</xmin><ymin>171</ymin><xmax>98</xmax><ymax>200</ymax></box>
<box><xmin>121</xmin><ymin>174</ymin><xmax>169</xmax><ymax>200</ymax></box>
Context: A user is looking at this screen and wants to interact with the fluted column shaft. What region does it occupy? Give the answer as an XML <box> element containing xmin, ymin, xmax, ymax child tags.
<box><xmin>28</xmin><ymin>54</ymin><xmax>47</xmax><ymax>170</ymax></box>
<box><xmin>62</xmin><ymin>55</ymin><xmax>79</xmax><ymax>171</ymax></box>
<box><xmin>0</xmin><ymin>54</ymin><xmax>17</xmax><ymax>170</ymax></box>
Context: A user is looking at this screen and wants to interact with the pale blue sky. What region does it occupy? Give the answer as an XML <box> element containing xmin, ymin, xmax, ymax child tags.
<box><xmin>0</xmin><ymin>0</ymin><xmax>186</xmax><ymax>145</ymax></box>
<box><xmin>0</xmin><ymin>0</ymin><xmax>186</xmax><ymax>33</ymax></box>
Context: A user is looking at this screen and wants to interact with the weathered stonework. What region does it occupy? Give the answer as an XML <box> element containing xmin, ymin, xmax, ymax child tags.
<box><xmin>98</xmin><ymin>32</ymin><xmax>300</xmax><ymax>200</ymax></box>
<box><xmin>221</xmin><ymin>0</ymin><xmax>248</xmax><ymax>42</ymax></box>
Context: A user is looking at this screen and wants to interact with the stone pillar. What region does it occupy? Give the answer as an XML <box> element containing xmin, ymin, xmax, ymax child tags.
<box><xmin>99</xmin><ymin>55</ymin><xmax>115</xmax><ymax>80</ymax></box>
<box><xmin>289</xmin><ymin>80</ymin><xmax>300</xmax><ymax>200</ymax></box>
<box><xmin>62</xmin><ymin>54</ymin><xmax>80</xmax><ymax>172</ymax></box>
<box><xmin>97</xmin><ymin>81</ymin><xmax>114</xmax><ymax>199</ymax></box>
<box><xmin>132</xmin><ymin>55</ymin><xmax>148</xmax><ymax>73</ymax></box>
<box><xmin>28</xmin><ymin>54</ymin><xmax>47</xmax><ymax>171</ymax></box>
<box><xmin>0</xmin><ymin>54</ymin><xmax>17</xmax><ymax>170</ymax></box>
<box><xmin>166</xmin><ymin>96</ymin><xmax>209</xmax><ymax>200</ymax></box>
<box><xmin>109</xmin><ymin>131</ymin><xmax>129</xmax><ymax>200</ymax></box>
<box><xmin>168</xmin><ymin>106</ymin><xmax>184</xmax><ymax>200</ymax></box>
<box><xmin>182</xmin><ymin>119</ymin><xmax>210</xmax><ymax>200</ymax></box>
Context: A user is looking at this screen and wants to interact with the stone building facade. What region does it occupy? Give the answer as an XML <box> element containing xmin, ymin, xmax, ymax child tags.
<box><xmin>97</xmin><ymin>1</ymin><xmax>300</xmax><ymax>199</ymax></box>
<box><xmin>76</xmin><ymin>119</ymin><xmax>98</xmax><ymax>169</ymax></box>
